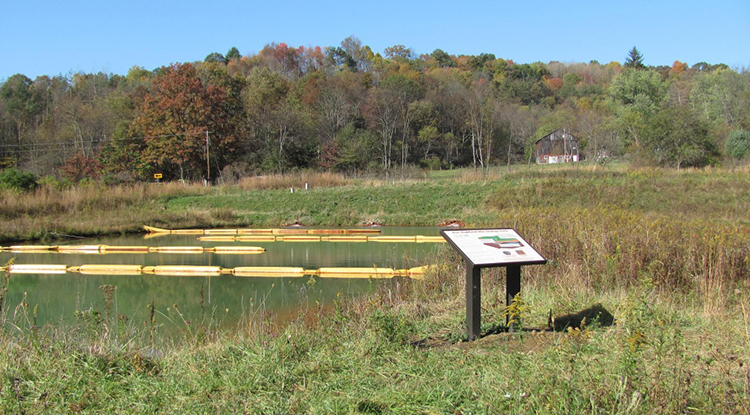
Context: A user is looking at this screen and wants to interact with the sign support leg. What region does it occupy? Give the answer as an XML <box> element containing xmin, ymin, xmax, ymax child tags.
<box><xmin>466</xmin><ymin>264</ymin><xmax>481</xmax><ymax>340</ymax></box>
<box><xmin>506</xmin><ymin>265</ymin><xmax>521</xmax><ymax>330</ymax></box>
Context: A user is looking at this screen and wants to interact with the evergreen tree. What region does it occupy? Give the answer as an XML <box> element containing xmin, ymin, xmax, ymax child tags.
<box><xmin>624</xmin><ymin>47</ymin><xmax>646</xmax><ymax>70</ymax></box>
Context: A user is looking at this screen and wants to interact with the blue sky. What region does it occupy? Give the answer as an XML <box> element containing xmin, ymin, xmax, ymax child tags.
<box><xmin>2</xmin><ymin>0</ymin><xmax>748</xmax><ymax>81</ymax></box>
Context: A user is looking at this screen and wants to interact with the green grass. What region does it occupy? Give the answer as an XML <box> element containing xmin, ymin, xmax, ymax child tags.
<box><xmin>2</xmin><ymin>164</ymin><xmax>750</xmax><ymax>413</ymax></box>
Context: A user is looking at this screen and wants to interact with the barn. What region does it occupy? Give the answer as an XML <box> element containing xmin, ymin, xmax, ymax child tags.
<box><xmin>535</xmin><ymin>129</ymin><xmax>580</xmax><ymax>164</ymax></box>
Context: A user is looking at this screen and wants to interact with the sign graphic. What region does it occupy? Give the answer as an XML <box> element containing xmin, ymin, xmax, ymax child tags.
<box><xmin>440</xmin><ymin>228</ymin><xmax>545</xmax><ymax>266</ymax></box>
<box><xmin>479</xmin><ymin>235</ymin><xmax>523</xmax><ymax>249</ymax></box>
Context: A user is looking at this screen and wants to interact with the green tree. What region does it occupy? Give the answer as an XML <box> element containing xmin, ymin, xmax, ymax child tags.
<box><xmin>430</xmin><ymin>49</ymin><xmax>455</xmax><ymax>68</ymax></box>
<box><xmin>204</xmin><ymin>52</ymin><xmax>225</xmax><ymax>64</ymax></box>
<box><xmin>609</xmin><ymin>68</ymin><xmax>667</xmax><ymax>148</ymax></box>
<box><xmin>724</xmin><ymin>129</ymin><xmax>749</xmax><ymax>160</ymax></box>
<box><xmin>691</xmin><ymin>68</ymin><xmax>748</xmax><ymax>128</ymax></box>
<box><xmin>624</xmin><ymin>47</ymin><xmax>645</xmax><ymax>70</ymax></box>
<box><xmin>643</xmin><ymin>106</ymin><xmax>717</xmax><ymax>168</ymax></box>
<box><xmin>225</xmin><ymin>47</ymin><xmax>241</xmax><ymax>62</ymax></box>
<box><xmin>0</xmin><ymin>74</ymin><xmax>38</xmax><ymax>142</ymax></box>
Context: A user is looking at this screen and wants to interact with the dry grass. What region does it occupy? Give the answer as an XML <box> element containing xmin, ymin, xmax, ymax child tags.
<box><xmin>236</xmin><ymin>172</ymin><xmax>352</xmax><ymax>190</ymax></box>
<box><xmin>0</xmin><ymin>181</ymin><xmax>211</xmax><ymax>242</ymax></box>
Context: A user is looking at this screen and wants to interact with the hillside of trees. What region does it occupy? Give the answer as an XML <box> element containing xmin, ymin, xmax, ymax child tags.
<box><xmin>1</xmin><ymin>39</ymin><xmax>749</xmax><ymax>183</ymax></box>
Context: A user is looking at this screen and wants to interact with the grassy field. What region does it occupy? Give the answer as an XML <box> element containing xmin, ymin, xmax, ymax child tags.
<box><xmin>1</xmin><ymin>164</ymin><xmax>749</xmax><ymax>414</ymax></box>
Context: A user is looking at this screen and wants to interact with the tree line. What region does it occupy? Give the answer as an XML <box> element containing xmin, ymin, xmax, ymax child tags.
<box><xmin>1</xmin><ymin>40</ymin><xmax>749</xmax><ymax>183</ymax></box>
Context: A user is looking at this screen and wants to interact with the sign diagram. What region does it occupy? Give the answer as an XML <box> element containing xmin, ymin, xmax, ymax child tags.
<box><xmin>441</xmin><ymin>229</ymin><xmax>545</xmax><ymax>267</ymax></box>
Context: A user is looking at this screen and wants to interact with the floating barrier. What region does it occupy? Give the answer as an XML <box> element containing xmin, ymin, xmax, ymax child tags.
<box><xmin>276</xmin><ymin>235</ymin><xmax>322</xmax><ymax>242</ymax></box>
<box><xmin>57</xmin><ymin>245</ymin><xmax>105</xmax><ymax>253</ymax></box>
<box><xmin>317</xmin><ymin>267</ymin><xmax>395</xmax><ymax>278</ymax></box>
<box><xmin>416</xmin><ymin>236</ymin><xmax>447</xmax><ymax>243</ymax></box>
<box><xmin>236</xmin><ymin>235</ymin><xmax>277</xmax><ymax>242</ymax></box>
<box><xmin>367</xmin><ymin>236</ymin><xmax>418</xmax><ymax>243</ymax></box>
<box><xmin>1</xmin><ymin>245</ymin><xmax>265</xmax><ymax>255</ymax></box>
<box><xmin>206</xmin><ymin>246</ymin><xmax>265</xmax><ymax>254</ymax></box>
<box><xmin>6</xmin><ymin>263</ymin><xmax>432</xmax><ymax>279</ymax></box>
<box><xmin>324</xmin><ymin>235</ymin><xmax>368</xmax><ymax>243</ymax></box>
<box><xmin>148</xmin><ymin>246</ymin><xmax>206</xmax><ymax>254</ymax></box>
<box><xmin>73</xmin><ymin>264</ymin><xmax>143</xmax><ymax>275</ymax></box>
<box><xmin>6</xmin><ymin>245</ymin><xmax>57</xmax><ymax>252</ymax></box>
<box><xmin>203</xmin><ymin>229</ymin><xmax>239</xmax><ymax>235</ymax></box>
<box><xmin>9</xmin><ymin>264</ymin><xmax>68</xmax><ymax>274</ymax></box>
<box><xmin>196</xmin><ymin>235</ymin><xmax>446</xmax><ymax>244</ymax></box>
<box><xmin>237</xmin><ymin>229</ymin><xmax>275</xmax><ymax>235</ymax></box>
<box><xmin>144</xmin><ymin>225</ymin><xmax>382</xmax><ymax>235</ymax></box>
<box><xmin>100</xmin><ymin>246</ymin><xmax>151</xmax><ymax>254</ymax></box>
<box><xmin>142</xmin><ymin>265</ymin><xmax>222</xmax><ymax>277</ymax></box>
<box><xmin>232</xmin><ymin>267</ymin><xmax>306</xmax><ymax>277</ymax></box>
<box><xmin>197</xmin><ymin>236</ymin><xmax>237</xmax><ymax>242</ymax></box>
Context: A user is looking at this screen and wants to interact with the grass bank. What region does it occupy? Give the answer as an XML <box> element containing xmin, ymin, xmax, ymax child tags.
<box><xmin>1</xmin><ymin>164</ymin><xmax>750</xmax><ymax>413</ymax></box>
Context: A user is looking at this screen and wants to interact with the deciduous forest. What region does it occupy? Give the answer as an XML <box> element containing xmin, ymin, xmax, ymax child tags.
<box><xmin>1</xmin><ymin>39</ymin><xmax>748</xmax><ymax>183</ymax></box>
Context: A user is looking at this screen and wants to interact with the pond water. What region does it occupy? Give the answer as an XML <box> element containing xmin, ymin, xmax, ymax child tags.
<box><xmin>0</xmin><ymin>227</ymin><xmax>442</xmax><ymax>332</ymax></box>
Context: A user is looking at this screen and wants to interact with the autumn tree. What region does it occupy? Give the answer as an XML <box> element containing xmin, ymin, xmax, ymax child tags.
<box><xmin>135</xmin><ymin>63</ymin><xmax>238</xmax><ymax>180</ymax></box>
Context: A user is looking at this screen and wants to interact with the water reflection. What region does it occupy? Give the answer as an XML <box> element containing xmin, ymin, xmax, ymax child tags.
<box><xmin>1</xmin><ymin>227</ymin><xmax>440</xmax><ymax>331</ymax></box>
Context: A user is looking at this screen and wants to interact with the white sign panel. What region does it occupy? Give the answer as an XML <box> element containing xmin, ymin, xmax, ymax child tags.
<box><xmin>441</xmin><ymin>228</ymin><xmax>545</xmax><ymax>266</ymax></box>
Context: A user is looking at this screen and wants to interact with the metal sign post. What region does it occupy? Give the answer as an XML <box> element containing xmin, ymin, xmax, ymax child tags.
<box><xmin>441</xmin><ymin>228</ymin><xmax>546</xmax><ymax>340</ymax></box>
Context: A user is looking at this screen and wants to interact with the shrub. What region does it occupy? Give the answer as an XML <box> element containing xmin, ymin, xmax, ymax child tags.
<box><xmin>38</xmin><ymin>175</ymin><xmax>72</xmax><ymax>191</ymax></box>
<box><xmin>0</xmin><ymin>168</ymin><xmax>37</xmax><ymax>191</ymax></box>
<box><xmin>725</xmin><ymin>129</ymin><xmax>749</xmax><ymax>160</ymax></box>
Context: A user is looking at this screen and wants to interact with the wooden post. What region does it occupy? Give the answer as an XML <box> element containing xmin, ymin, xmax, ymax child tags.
<box><xmin>466</xmin><ymin>265</ymin><xmax>481</xmax><ymax>340</ymax></box>
<box><xmin>506</xmin><ymin>265</ymin><xmax>521</xmax><ymax>328</ymax></box>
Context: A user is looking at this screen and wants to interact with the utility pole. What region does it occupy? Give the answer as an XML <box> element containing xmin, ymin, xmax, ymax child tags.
<box><xmin>205</xmin><ymin>131</ymin><xmax>210</xmax><ymax>182</ymax></box>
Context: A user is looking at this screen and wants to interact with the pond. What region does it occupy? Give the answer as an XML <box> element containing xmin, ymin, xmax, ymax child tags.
<box><xmin>0</xmin><ymin>227</ymin><xmax>443</xmax><ymax>333</ymax></box>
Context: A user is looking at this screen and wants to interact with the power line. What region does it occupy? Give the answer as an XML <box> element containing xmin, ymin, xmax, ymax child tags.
<box><xmin>0</xmin><ymin>131</ymin><xmax>208</xmax><ymax>149</ymax></box>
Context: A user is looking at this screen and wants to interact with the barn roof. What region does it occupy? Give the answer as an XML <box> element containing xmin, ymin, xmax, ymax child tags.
<box><xmin>535</xmin><ymin>129</ymin><xmax>576</xmax><ymax>144</ymax></box>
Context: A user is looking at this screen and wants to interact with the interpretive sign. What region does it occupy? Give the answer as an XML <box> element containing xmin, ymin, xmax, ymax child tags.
<box><xmin>440</xmin><ymin>228</ymin><xmax>546</xmax><ymax>340</ymax></box>
<box><xmin>440</xmin><ymin>228</ymin><xmax>545</xmax><ymax>267</ymax></box>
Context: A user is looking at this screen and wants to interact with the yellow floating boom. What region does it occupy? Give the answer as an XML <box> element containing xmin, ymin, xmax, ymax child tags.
<box><xmin>317</xmin><ymin>267</ymin><xmax>395</xmax><ymax>278</ymax></box>
<box><xmin>195</xmin><ymin>235</ymin><xmax>446</xmax><ymax>244</ymax></box>
<box><xmin>100</xmin><ymin>246</ymin><xmax>151</xmax><ymax>254</ymax></box>
<box><xmin>142</xmin><ymin>265</ymin><xmax>222</xmax><ymax>277</ymax></box>
<box><xmin>143</xmin><ymin>225</ymin><xmax>382</xmax><ymax>235</ymax></box>
<box><xmin>6</xmin><ymin>263</ymin><xmax>433</xmax><ymax>278</ymax></box>
<box><xmin>9</xmin><ymin>264</ymin><xmax>68</xmax><ymax>274</ymax></box>
<box><xmin>275</xmin><ymin>235</ymin><xmax>321</xmax><ymax>242</ymax></box>
<box><xmin>232</xmin><ymin>267</ymin><xmax>306</xmax><ymax>277</ymax></box>
<box><xmin>207</xmin><ymin>246</ymin><xmax>265</xmax><ymax>254</ymax></box>
<box><xmin>74</xmin><ymin>264</ymin><xmax>144</xmax><ymax>275</ymax></box>
<box><xmin>57</xmin><ymin>245</ymin><xmax>105</xmax><ymax>253</ymax></box>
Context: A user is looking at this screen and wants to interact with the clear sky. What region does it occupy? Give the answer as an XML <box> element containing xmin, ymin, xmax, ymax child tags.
<box><xmin>2</xmin><ymin>0</ymin><xmax>748</xmax><ymax>81</ymax></box>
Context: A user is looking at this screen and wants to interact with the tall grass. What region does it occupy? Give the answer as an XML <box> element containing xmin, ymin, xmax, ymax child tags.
<box><xmin>0</xmin><ymin>182</ymin><xmax>211</xmax><ymax>242</ymax></box>
<box><xmin>2</xmin><ymin>165</ymin><xmax>750</xmax><ymax>413</ymax></box>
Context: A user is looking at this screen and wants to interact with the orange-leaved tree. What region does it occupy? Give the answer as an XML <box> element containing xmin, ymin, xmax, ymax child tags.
<box><xmin>136</xmin><ymin>63</ymin><xmax>239</xmax><ymax>181</ymax></box>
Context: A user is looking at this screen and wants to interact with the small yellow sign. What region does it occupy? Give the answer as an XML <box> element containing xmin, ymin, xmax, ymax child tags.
<box><xmin>154</xmin><ymin>173</ymin><xmax>163</xmax><ymax>179</ymax></box>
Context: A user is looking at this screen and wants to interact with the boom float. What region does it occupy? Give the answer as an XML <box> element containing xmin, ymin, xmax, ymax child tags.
<box><xmin>144</xmin><ymin>225</ymin><xmax>382</xmax><ymax>235</ymax></box>
<box><xmin>0</xmin><ymin>245</ymin><xmax>265</xmax><ymax>255</ymax></box>
<box><xmin>1</xmin><ymin>263</ymin><xmax>432</xmax><ymax>279</ymax></box>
